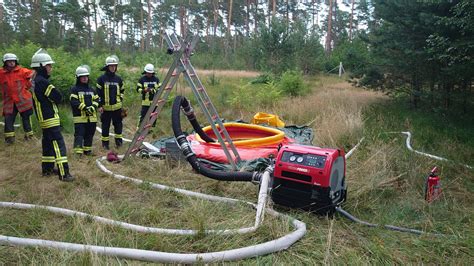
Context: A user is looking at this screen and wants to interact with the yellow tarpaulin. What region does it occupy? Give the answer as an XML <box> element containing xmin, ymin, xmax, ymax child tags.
<box><xmin>251</xmin><ymin>112</ymin><xmax>285</xmax><ymax>128</ymax></box>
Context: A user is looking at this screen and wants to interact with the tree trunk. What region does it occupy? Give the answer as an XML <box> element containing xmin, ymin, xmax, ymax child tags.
<box><xmin>146</xmin><ymin>0</ymin><xmax>152</xmax><ymax>51</ymax></box>
<box><xmin>112</xmin><ymin>0</ymin><xmax>117</xmax><ymax>49</ymax></box>
<box><xmin>32</xmin><ymin>0</ymin><xmax>41</xmax><ymax>44</ymax></box>
<box><xmin>93</xmin><ymin>1</ymin><xmax>98</xmax><ymax>32</ymax></box>
<box><xmin>245</xmin><ymin>0</ymin><xmax>250</xmax><ymax>37</ymax></box>
<box><xmin>85</xmin><ymin>0</ymin><xmax>92</xmax><ymax>49</ymax></box>
<box><xmin>180</xmin><ymin>6</ymin><xmax>187</xmax><ymax>38</ymax></box>
<box><xmin>272</xmin><ymin>0</ymin><xmax>276</xmax><ymax>18</ymax></box>
<box><xmin>206</xmin><ymin>3</ymin><xmax>211</xmax><ymax>42</ymax></box>
<box><xmin>160</xmin><ymin>26</ymin><xmax>165</xmax><ymax>49</ymax></box>
<box><xmin>254</xmin><ymin>0</ymin><xmax>258</xmax><ymax>33</ymax></box>
<box><xmin>267</xmin><ymin>0</ymin><xmax>272</xmax><ymax>25</ymax></box>
<box><xmin>430</xmin><ymin>80</ymin><xmax>435</xmax><ymax>105</ymax></box>
<box><xmin>462</xmin><ymin>79</ymin><xmax>469</xmax><ymax>114</ymax></box>
<box><xmin>286</xmin><ymin>0</ymin><xmax>289</xmax><ymax>22</ymax></box>
<box><xmin>349</xmin><ymin>0</ymin><xmax>355</xmax><ymax>41</ymax></box>
<box><xmin>412</xmin><ymin>76</ymin><xmax>421</xmax><ymax>109</ymax></box>
<box><xmin>444</xmin><ymin>82</ymin><xmax>451</xmax><ymax>109</ymax></box>
<box><xmin>58</xmin><ymin>14</ymin><xmax>64</xmax><ymax>39</ymax></box>
<box><xmin>325</xmin><ymin>0</ymin><xmax>333</xmax><ymax>54</ymax></box>
<box><xmin>228</xmin><ymin>0</ymin><xmax>233</xmax><ymax>36</ymax></box>
<box><xmin>0</xmin><ymin>4</ymin><xmax>4</xmax><ymax>42</ymax></box>
<box><xmin>140</xmin><ymin>3</ymin><xmax>144</xmax><ymax>52</ymax></box>
<box><xmin>120</xmin><ymin>12</ymin><xmax>123</xmax><ymax>47</ymax></box>
<box><xmin>213</xmin><ymin>0</ymin><xmax>218</xmax><ymax>37</ymax></box>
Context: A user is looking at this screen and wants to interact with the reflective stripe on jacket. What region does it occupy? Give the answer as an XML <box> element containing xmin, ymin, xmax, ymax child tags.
<box><xmin>32</xmin><ymin>71</ymin><xmax>61</xmax><ymax>129</ymax></box>
<box><xmin>96</xmin><ymin>72</ymin><xmax>124</xmax><ymax>111</ymax></box>
<box><xmin>70</xmin><ymin>83</ymin><xmax>100</xmax><ymax>123</ymax></box>
<box><xmin>0</xmin><ymin>66</ymin><xmax>33</xmax><ymax>115</ymax></box>
<box><xmin>136</xmin><ymin>75</ymin><xmax>160</xmax><ymax>106</ymax></box>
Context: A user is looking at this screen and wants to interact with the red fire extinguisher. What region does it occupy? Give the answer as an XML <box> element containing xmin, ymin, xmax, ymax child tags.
<box><xmin>425</xmin><ymin>167</ymin><xmax>442</xmax><ymax>202</ymax></box>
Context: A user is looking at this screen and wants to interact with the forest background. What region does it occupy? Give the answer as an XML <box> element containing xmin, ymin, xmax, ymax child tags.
<box><xmin>0</xmin><ymin>0</ymin><xmax>472</xmax><ymax>113</ymax></box>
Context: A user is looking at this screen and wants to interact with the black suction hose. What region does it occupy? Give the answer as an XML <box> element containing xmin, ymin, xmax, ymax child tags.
<box><xmin>336</xmin><ymin>207</ymin><xmax>444</xmax><ymax>236</ymax></box>
<box><xmin>178</xmin><ymin>96</ymin><xmax>215</xmax><ymax>143</ymax></box>
<box><xmin>172</xmin><ymin>96</ymin><xmax>257</xmax><ymax>182</ymax></box>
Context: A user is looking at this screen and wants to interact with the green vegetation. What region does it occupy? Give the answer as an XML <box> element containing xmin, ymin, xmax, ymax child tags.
<box><xmin>0</xmin><ymin>0</ymin><xmax>473</xmax><ymax>263</ymax></box>
<box><xmin>1</xmin><ymin>73</ymin><xmax>472</xmax><ymax>264</ymax></box>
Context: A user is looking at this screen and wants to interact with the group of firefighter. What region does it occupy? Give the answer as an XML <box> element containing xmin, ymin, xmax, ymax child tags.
<box><xmin>0</xmin><ymin>49</ymin><xmax>160</xmax><ymax>182</ymax></box>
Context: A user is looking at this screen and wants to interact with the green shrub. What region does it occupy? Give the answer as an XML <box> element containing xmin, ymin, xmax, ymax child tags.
<box><xmin>250</xmin><ymin>72</ymin><xmax>274</xmax><ymax>84</ymax></box>
<box><xmin>277</xmin><ymin>70</ymin><xmax>308</xmax><ymax>96</ymax></box>
<box><xmin>256</xmin><ymin>81</ymin><xmax>282</xmax><ymax>107</ymax></box>
<box><xmin>227</xmin><ymin>84</ymin><xmax>254</xmax><ymax>110</ymax></box>
<box><xmin>207</xmin><ymin>72</ymin><xmax>221</xmax><ymax>86</ymax></box>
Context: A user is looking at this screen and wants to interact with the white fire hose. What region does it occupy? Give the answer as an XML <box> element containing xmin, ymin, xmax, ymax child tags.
<box><xmin>2</xmin><ymin>130</ymin><xmax>464</xmax><ymax>261</ymax></box>
<box><xmin>0</xmin><ymin>156</ymin><xmax>306</xmax><ymax>263</ymax></box>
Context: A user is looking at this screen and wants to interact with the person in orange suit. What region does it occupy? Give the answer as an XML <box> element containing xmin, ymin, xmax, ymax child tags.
<box><xmin>0</xmin><ymin>53</ymin><xmax>34</xmax><ymax>144</ymax></box>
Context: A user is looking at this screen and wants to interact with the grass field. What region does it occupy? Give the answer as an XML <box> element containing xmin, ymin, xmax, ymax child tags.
<box><xmin>0</xmin><ymin>71</ymin><xmax>473</xmax><ymax>264</ymax></box>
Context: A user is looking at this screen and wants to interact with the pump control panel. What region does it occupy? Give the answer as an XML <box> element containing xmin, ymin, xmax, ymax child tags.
<box><xmin>280</xmin><ymin>151</ymin><xmax>327</xmax><ymax>168</ymax></box>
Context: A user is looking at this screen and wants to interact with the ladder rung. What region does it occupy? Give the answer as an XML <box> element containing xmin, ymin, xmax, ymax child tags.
<box><xmin>150</xmin><ymin>112</ymin><xmax>158</xmax><ymax>117</ymax></box>
<box><xmin>131</xmin><ymin>148</ymin><xmax>139</xmax><ymax>153</ymax></box>
<box><xmin>212</xmin><ymin>115</ymin><xmax>218</xmax><ymax>120</ymax></box>
<box><xmin>197</xmin><ymin>87</ymin><xmax>204</xmax><ymax>91</ymax></box>
<box><xmin>158</xmin><ymin>99</ymin><xmax>165</xmax><ymax>103</ymax></box>
<box><xmin>165</xmin><ymin>87</ymin><xmax>172</xmax><ymax>90</ymax></box>
<box><xmin>137</xmin><ymin>136</ymin><xmax>145</xmax><ymax>141</ymax></box>
<box><xmin>144</xmin><ymin>124</ymin><xmax>152</xmax><ymax>129</ymax></box>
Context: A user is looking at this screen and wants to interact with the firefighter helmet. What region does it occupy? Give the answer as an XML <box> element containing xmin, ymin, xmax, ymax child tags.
<box><xmin>143</xmin><ymin>63</ymin><xmax>155</xmax><ymax>73</ymax></box>
<box><xmin>75</xmin><ymin>65</ymin><xmax>90</xmax><ymax>77</ymax></box>
<box><xmin>105</xmin><ymin>55</ymin><xmax>119</xmax><ymax>66</ymax></box>
<box><xmin>31</xmin><ymin>49</ymin><xmax>54</xmax><ymax>68</ymax></box>
<box><xmin>3</xmin><ymin>53</ymin><xmax>18</xmax><ymax>63</ymax></box>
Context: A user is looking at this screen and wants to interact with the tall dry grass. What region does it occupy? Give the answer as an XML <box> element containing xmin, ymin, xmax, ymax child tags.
<box><xmin>274</xmin><ymin>82</ymin><xmax>387</xmax><ymax>147</ymax></box>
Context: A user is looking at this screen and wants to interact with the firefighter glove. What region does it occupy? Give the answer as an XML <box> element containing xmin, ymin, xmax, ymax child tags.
<box><xmin>85</xmin><ymin>106</ymin><xmax>95</xmax><ymax>116</ymax></box>
<box><xmin>121</xmin><ymin>108</ymin><xmax>128</xmax><ymax>118</ymax></box>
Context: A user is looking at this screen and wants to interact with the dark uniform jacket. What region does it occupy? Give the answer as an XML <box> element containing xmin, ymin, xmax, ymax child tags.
<box><xmin>32</xmin><ymin>69</ymin><xmax>62</xmax><ymax>129</ymax></box>
<box><xmin>136</xmin><ymin>75</ymin><xmax>160</xmax><ymax>106</ymax></box>
<box><xmin>96</xmin><ymin>71</ymin><xmax>124</xmax><ymax>111</ymax></box>
<box><xmin>70</xmin><ymin>82</ymin><xmax>100</xmax><ymax>123</ymax></box>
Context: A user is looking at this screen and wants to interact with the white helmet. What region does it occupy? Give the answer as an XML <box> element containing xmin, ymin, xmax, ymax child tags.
<box><xmin>3</xmin><ymin>53</ymin><xmax>18</xmax><ymax>63</ymax></box>
<box><xmin>143</xmin><ymin>63</ymin><xmax>155</xmax><ymax>73</ymax></box>
<box><xmin>105</xmin><ymin>55</ymin><xmax>119</xmax><ymax>66</ymax></box>
<box><xmin>31</xmin><ymin>48</ymin><xmax>54</xmax><ymax>68</ymax></box>
<box><xmin>75</xmin><ymin>65</ymin><xmax>91</xmax><ymax>77</ymax></box>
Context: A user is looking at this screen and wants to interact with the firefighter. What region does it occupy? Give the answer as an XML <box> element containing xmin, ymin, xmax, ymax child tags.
<box><xmin>0</xmin><ymin>53</ymin><xmax>34</xmax><ymax>144</ymax></box>
<box><xmin>96</xmin><ymin>55</ymin><xmax>124</xmax><ymax>150</ymax></box>
<box><xmin>31</xmin><ymin>49</ymin><xmax>74</xmax><ymax>182</ymax></box>
<box><xmin>70</xmin><ymin>65</ymin><xmax>99</xmax><ymax>156</ymax></box>
<box><xmin>136</xmin><ymin>63</ymin><xmax>160</xmax><ymax>129</ymax></box>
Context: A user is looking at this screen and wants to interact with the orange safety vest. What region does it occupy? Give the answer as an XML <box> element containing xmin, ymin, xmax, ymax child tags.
<box><xmin>0</xmin><ymin>66</ymin><xmax>33</xmax><ymax>115</ymax></box>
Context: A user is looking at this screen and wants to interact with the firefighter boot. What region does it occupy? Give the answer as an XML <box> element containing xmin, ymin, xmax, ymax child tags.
<box><xmin>5</xmin><ymin>137</ymin><xmax>15</xmax><ymax>145</ymax></box>
<box><xmin>115</xmin><ymin>138</ymin><xmax>123</xmax><ymax>148</ymax></box>
<box><xmin>102</xmin><ymin>141</ymin><xmax>110</xmax><ymax>150</ymax></box>
<box><xmin>59</xmin><ymin>170</ymin><xmax>75</xmax><ymax>182</ymax></box>
<box><xmin>42</xmin><ymin>168</ymin><xmax>58</xmax><ymax>176</ymax></box>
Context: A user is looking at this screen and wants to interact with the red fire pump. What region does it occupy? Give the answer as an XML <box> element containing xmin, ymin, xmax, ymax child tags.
<box><xmin>271</xmin><ymin>144</ymin><xmax>347</xmax><ymax>215</ymax></box>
